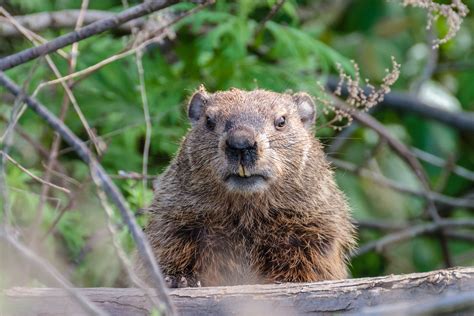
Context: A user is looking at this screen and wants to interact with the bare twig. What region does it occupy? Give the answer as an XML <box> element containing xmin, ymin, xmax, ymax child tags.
<box><xmin>135</xmin><ymin>51</ymin><xmax>152</xmax><ymax>202</ymax></box>
<box><xmin>112</xmin><ymin>171</ymin><xmax>157</xmax><ymax>181</ymax></box>
<box><xmin>34</xmin><ymin>1</ymin><xmax>213</xmax><ymax>91</ymax></box>
<box><xmin>0</xmin><ymin>8</ymin><xmax>69</xmax><ymax>60</ymax></box>
<box><xmin>0</xmin><ymin>227</ymin><xmax>107</xmax><ymax>316</ymax></box>
<box><xmin>3</xmin><ymin>1</ymin><xmax>107</xmax><ymax>241</ymax></box>
<box><xmin>0</xmin><ymin>115</ymin><xmax>50</xmax><ymax>158</ymax></box>
<box><xmin>325</xmin><ymin>77</ymin><xmax>474</xmax><ymax>133</ymax></box>
<box><xmin>33</xmin><ymin>1</ymin><xmax>91</xmax><ymax>241</ymax></box>
<box><xmin>92</xmin><ymin>174</ymin><xmax>163</xmax><ymax>312</ymax></box>
<box><xmin>253</xmin><ymin>0</ymin><xmax>286</xmax><ymax>40</ymax></box>
<box><xmin>412</xmin><ymin>147</ymin><xmax>474</xmax><ymax>182</ymax></box>
<box><xmin>436</xmin><ymin>60</ymin><xmax>474</xmax><ymax>72</ymax></box>
<box><xmin>1</xmin><ymin>7</ymin><xmax>103</xmax><ymax>157</ymax></box>
<box><xmin>356</xmin><ymin>219</ymin><xmax>474</xmax><ymax>243</ymax></box>
<box><xmin>332</xmin><ymin>98</ymin><xmax>456</xmax><ymax>265</ymax></box>
<box><xmin>0</xmin><ymin>0</ymin><xmax>181</xmax><ymax>71</ymax></box>
<box><xmin>0</xmin><ymin>151</ymin><xmax>70</xmax><ymax>194</ymax></box>
<box><xmin>40</xmin><ymin>161</ymin><xmax>81</xmax><ymax>187</ymax></box>
<box><xmin>330</xmin><ymin>158</ymin><xmax>474</xmax><ymax>209</ymax></box>
<box><xmin>410</xmin><ymin>23</ymin><xmax>454</xmax><ymax>266</ymax></box>
<box><xmin>0</xmin><ymin>71</ymin><xmax>175</xmax><ymax>315</ymax></box>
<box><xmin>353</xmin><ymin>219</ymin><xmax>474</xmax><ymax>257</ymax></box>
<box><xmin>0</xmin><ymin>10</ymin><xmax>148</xmax><ymax>37</ymax></box>
<box><xmin>0</xmin><ymin>61</ymin><xmax>40</xmax><ymax>227</ymax></box>
<box><xmin>411</xmin><ymin>27</ymin><xmax>438</xmax><ymax>94</ymax></box>
<box><xmin>41</xmin><ymin>181</ymin><xmax>85</xmax><ymax>241</ymax></box>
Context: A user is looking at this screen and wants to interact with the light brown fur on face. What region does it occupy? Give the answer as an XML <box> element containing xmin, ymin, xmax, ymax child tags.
<box><xmin>143</xmin><ymin>87</ymin><xmax>356</xmax><ymax>287</ymax></box>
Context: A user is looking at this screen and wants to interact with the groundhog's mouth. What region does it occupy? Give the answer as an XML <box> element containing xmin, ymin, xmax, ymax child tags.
<box><xmin>224</xmin><ymin>174</ymin><xmax>268</xmax><ymax>192</ymax></box>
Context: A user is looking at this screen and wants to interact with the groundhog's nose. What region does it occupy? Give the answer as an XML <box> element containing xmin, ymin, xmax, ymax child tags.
<box><xmin>225</xmin><ymin>130</ymin><xmax>258</xmax><ymax>167</ymax></box>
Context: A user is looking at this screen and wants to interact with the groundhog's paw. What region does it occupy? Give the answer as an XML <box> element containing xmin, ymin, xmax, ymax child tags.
<box><xmin>164</xmin><ymin>275</ymin><xmax>201</xmax><ymax>288</ymax></box>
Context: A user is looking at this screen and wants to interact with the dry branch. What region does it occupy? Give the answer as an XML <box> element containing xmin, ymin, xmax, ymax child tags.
<box><xmin>330</xmin><ymin>158</ymin><xmax>474</xmax><ymax>209</ymax></box>
<box><xmin>354</xmin><ymin>219</ymin><xmax>474</xmax><ymax>257</ymax></box>
<box><xmin>0</xmin><ymin>0</ymin><xmax>180</xmax><ymax>70</ymax></box>
<box><xmin>326</xmin><ymin>77</ymin><xmax>474</xmax><ymax>133</ymax></box>
<box><xmin>0</xmin><ymin>71</ymin><xmax>175</xmax><ymax>315</ymax></box>
<box><xmin>331</xmin><ymin>96</ymin><xmax>459</xmax><ymax>267</ymax></box>
<box><xmin>0</xmin><ymin>10</ymin><xmax>145</xmax><ymax>37</ymax></box>
<box><xmin>0</xmin><ymin>228</ymin><xmax>107</xmax><ymax>316</ymax></box>
<box><xmin>2</xmin><ymin>267</ymin><xmax>473</xmax><ymax>315</ymax></box>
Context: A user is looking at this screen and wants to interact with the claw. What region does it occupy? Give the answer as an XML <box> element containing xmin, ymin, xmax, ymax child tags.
<box><xmin>179</xmin><ymin>276</ymin><xmax>188</xmax><ymax>288</ymax></box>
<box><xmin>164</xmin><ymin>276</ymin><xmax>175</xmax><ymax>288</ymax></box>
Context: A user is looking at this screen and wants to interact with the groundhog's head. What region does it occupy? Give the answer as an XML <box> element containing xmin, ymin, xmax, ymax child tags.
<box><xmin>185</xmin><ymin>87</ymin><xmax>316</xmax><ymax>194</ymax></box>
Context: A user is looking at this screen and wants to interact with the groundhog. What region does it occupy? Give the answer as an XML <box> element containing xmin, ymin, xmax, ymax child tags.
<box><xmin>143</xmin><ymin>86</ymin><xmax>356</xmax><ymax>287</ymax></box>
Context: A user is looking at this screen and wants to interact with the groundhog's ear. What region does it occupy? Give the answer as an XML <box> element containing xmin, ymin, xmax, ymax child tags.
<box><xmin>188</xmin><ymin>90</ymin><xmax>209</xmax><ymax>125</ymax></box>
<box><xmin>293</xmin><ymin>92</ymin><xmax>316</xmax><ymax>129</ymax></box>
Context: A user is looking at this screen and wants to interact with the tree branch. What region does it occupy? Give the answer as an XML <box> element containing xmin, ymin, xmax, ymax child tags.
<box><xmin>0</xmin><ymin>71</ymin><xmax>176</xmax><ymax>315</ymax></box>
<box><xmin>330</xmin><ymin>158</ymin><xmax>474</xmax><ymax>209</ymax></box>
<box><xmin>354</xmin><ymin>219</ymin><xmax>474</xmax><ymax>257</ymax></box>
<box><xmin>0</xmin><ymin>10</ymin><xmax>146</xmax><ymax>37</ymax></box>
<box><xmin>0</xmin><ymin>0</ymin><xmax>180</xmax><ymax>71</ymax></box>
<box><xmin>326</xmin><ymin>77</ymin><xmax>474</xmax><ymax>133</ymax></box>
<box><xmin>0</xmin><ymin>227</ymin><xmax>107</xmax><ymax>316</ymax></box>
<box><xmin>331</xmin><ymin>97</ymin><xmax>459</xmax><ymax>267</ymax></box>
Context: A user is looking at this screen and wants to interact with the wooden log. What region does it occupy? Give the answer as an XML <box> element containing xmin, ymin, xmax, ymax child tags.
<box><xmin>2</xmin><ymin>267</ymin><xmax>473</xmax><ymax>316</ymax></box>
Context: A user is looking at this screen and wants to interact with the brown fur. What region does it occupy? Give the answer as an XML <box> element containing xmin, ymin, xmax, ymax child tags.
<box><xmin>143</xmin><ymin>88</ymin><xmax>356</xmax><ymax>287</ymax></box>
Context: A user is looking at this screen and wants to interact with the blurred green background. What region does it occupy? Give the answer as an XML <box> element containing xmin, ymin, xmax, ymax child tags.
<box><xmin>1</xmin><ymin>0</ymin><xmax>473</xmax><ymax>287</ymax></box>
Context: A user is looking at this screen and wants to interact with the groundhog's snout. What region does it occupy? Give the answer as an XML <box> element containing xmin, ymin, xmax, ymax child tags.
<box><xmin>222</xmin><ymin>127</ymin><xmax>268</xmax><ymax>192</ymax></box>
<box><xmin>225</xmin><ymin>128</ymin><xmax>258</xmax><ymax>168</ymax></box>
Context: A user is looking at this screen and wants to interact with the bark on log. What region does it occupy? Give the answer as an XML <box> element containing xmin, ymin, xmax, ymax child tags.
<box><xmin>2</xmin><ymin>267</ymin><xmax>473</xmax><ymax>315</ymax></box>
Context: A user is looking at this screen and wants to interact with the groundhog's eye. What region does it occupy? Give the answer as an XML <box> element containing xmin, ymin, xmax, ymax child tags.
<box><xmin>206</xmin><ymin>116</ymin><xmax>216</xmax><ymax>131</ymax></box>
<box><xmin>274</xmin><ymin>116</ymin><xmax>287</xmax><ymax>130</ymax></box>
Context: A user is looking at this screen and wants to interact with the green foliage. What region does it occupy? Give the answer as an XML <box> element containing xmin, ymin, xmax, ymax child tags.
<box><xmin>1</xmin><ymin>0</ymin><xmax>473</xmax><ymax>286</ymax></box>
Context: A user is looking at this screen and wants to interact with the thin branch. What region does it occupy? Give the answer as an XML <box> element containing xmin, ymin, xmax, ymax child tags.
<box><xmin>135</xmin><ymin>50</ymin><xmax>152</xmax><ymax>202</ymax></box>
<box><xmin>112</xmin><ymin>171</ymin><xmax>157</xmax><ymax>180</ymax></box>
<box><xmin>353</xmin><ymin>219</ymin><xmax>474</xmax><ymax>257</ymax></box>
<box><xmin>253</xmin><ymin>0</ymin><xmax>286</xmax><ymax>40</ymax></box>
<box><xmin>0</xmin><ymin>10</ymin><xmax>147</xmax><ymax>37</ymax></box>
<box><xmin>92</xmin><ymin>173</ymin><xmax>163</xmax><ymax>312</ymax></box>
<box><xmin>0</xmin><ymin>0</ymin><xmax>181</xmax><ymax>71</ymax></box>
<box><xmin>326</xmin><ymin>77</ymin><xmax>474</xmax><ymax>133</ymax></box>
<box><xmin>327</xmin><ymin>78</ymin><xmax>467</xmax><ymax>267</ymax></box>
<box><xmin>356</xmin><ymin>219</ymin><xmax>474</xmax><ymax>243</ymax></box>
<box><xmin>41</xmin><ymin>181</ymin><xmax>85</xmax><ymax>242</ymax></box>
<box><xmin>32</xmin><ymin>1</ymin><xmax>91</xmax><ymax>242</ymax></box>
<box><xmin>0</xmin><ymin>151</ymin><xmax>70</xmax><ymax>194</ymax></box>
<box><xmin>332</xmin><ymin>98</ymin><xmax>453</xmax><ymax>265</ymax></box>
<box><xmin>436</xmin><ymin>60</ymin><xmax>474</xmax><ymax>72</ymax></box>
<box><xmin>330</xmin><ymin>158</ymin><xmax>474</xmax><ymax>209</ymax></box>
<box><xmin>0</xmin><ymin>71</ymin><xmax>176</xmax><ymax>316</ymax></box>
<box><xmin>411</xmin><ymin>26</ymin><xmax>438</xmax><ymax>94</ymax></box>
<box><xmin>33</xmin><ymin>1</ymin><xmax>213</xmax><ymax>92</ymax></box>
<box><xmin>412</xmin><ymin>147</ymin><xmax>474</xmax><ymax>182</ymax></box>
<box><xmin>0</xmin><ymin>114</ymin><xmax>50</xmax><ymax>158</ymax></box>
<box><xmin>0</xmin><ymin>227</ymin><xmax>107</xmax><ymax>316</ymax></box>
<box><xmin>0</xmin><ymin>7</ymin><xmax>69</xmax><ymax>60</ymax></box>
<box><xmin>0</xmin><ymin>61</ymin><xmax>40</xmax><ymax>227</ymax></box>
<box><xmin>1</xmin><ymin>6</ymin><xmax>103</xmax><ymax>157</ymax></box>
<box><xmin>40</xmin><ymin>161</ymin><xmax>81</xmax><ymax>187</ymax></box>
